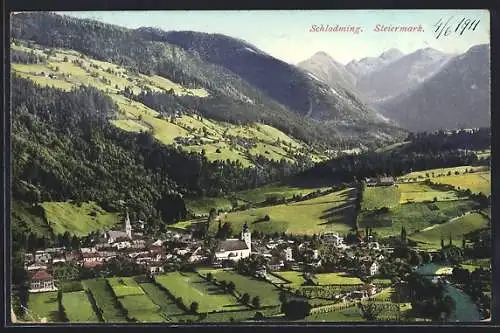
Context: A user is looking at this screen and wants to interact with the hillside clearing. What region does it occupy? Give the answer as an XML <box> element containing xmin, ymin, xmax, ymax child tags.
<box><xmin>41</xmin><ymin>201</ymin><xmax>119</xmax><ymax>236</ymax></box>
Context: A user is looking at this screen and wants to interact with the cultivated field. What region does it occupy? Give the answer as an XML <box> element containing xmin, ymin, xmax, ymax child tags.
<box><xmin>315</xmin><ymin>272</ymin><xmax>364</xmax><ymax>285</ymax></box>
<box><xmin>41</xmin><ymin>201</ymin><xmax>119</xmax><ymax>236</ymax></box>
<box><xmin>397</xmin><ymin>183</ymin><xmax>459</xmax><ymax>203</ymax></box>
<box><xmin>117</xmin><ymin>294</ymin><xmax>167</xmax><ymax>323</ymax></box>
<box><xmin>83</xmin><ymin>279</ymin><xmax>128</xmax><ymax>323</ymax></box>
<box><xmin>139</xmin><ymin>282</ymin><xmax>186</xmax><ymax>318</ymax></box>
<box><xmin>61</xmin><ymin>291</ymin><xmax>101</xmax><ymax>322</ymax></box>
<box><xmin>198</xmin><ymin>269</ymin><xmax>282</xmax><ymax>307</ymax></box>
<box><xmin>26</xmin><ymin>292</ymin><xmax>61</xmax><ymax>323</ymax></box>
<box><xmin>361</xmin><ymin>186</ymin><xmax>401</xmax><ymax>210</ymax></box>
<box><xmin>273</xmin><ymin>271</ymin><xmax>305</xmax><ymax>290</ymax></box>
<box><xmin>107</xmin><ymin>277</ymin><xmax>145</xmax><ymax>297</ymax></box>
<box><xmin>154</xmin><ymin>272</ymin><xmax>247</xmax><ymax>313</ymax></box>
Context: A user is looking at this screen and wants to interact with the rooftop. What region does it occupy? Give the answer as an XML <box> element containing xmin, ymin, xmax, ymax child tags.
<box><xmin>30</xmin><ymin>269</ymin><xmax>53</xmax><ymax>282</ymax></box>
<box><xmin>216</xmin><ymin>239</ymin><xmax>249</xmax><ymax>252</ymax></box>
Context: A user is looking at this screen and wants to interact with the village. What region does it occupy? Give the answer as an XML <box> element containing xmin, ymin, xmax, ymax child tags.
<box><xmin>25</xmin><ymin>207</ymin><xmax>395</xmax><ymax>304</ymax></box>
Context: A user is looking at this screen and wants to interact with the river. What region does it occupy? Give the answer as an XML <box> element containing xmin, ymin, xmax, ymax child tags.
<box><xmin>415</xmin><ymin>263</ymin><xmax>481</xmax><ymax>322</ymax></box>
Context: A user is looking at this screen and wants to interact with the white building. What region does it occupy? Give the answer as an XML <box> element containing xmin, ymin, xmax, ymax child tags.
<box><xmin>29</xmin><ymin>270</ymin><xmax>57</xmax><ymax>293</ymax></box>
<box><xmin>363</xmin><ymin>261</ymin><xmax>380</xmax><ymax>276</ymax></box>
<box><xmin>284</xmin><ymin>247</ymin><xmax>294</xmax><ymax>261</ymax></box>
<box><xmin>104</xmin><ymin>211</ymin><xmax>132</xmax><ymax>243</ymax></box>
<box><xmin>322</xmin><ymin>232</ymin><xmax>344</xmax><ymax>246</ymax></box>
<box><xmin>214</xmin><ymin>223</ymin><xmax>251</xmax><ymax>262</ymax></box>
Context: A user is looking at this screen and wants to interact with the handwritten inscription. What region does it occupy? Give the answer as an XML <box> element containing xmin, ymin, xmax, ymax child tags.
<box><xmin>433</xmin><ymin>16</ymin><xmax>480</xmax><ymax>39</ymax></box>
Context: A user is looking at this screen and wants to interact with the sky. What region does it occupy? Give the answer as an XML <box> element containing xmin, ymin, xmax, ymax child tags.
<box><xmin>60</xmin><ymin>10</ymin><xmax>490</xmax><ymax>65</ymax></box>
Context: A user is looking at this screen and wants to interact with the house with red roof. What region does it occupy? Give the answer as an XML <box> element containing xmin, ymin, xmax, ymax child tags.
<box><xmin>29</xmin><ymin>269</ymin><xmax>57</xmax><ymax>293</ymax></box>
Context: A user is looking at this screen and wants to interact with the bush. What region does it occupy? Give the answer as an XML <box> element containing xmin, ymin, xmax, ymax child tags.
<box><xmin>254</xmin><ymin>311</ymin><xmax>264</xmax><ymax>320</ymax></box>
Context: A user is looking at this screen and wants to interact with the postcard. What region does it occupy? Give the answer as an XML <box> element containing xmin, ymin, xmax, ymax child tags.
<box><xmin>8</xmin><ymin>9</ymin><xmax>491</xmax><ymax>325</ymax></box>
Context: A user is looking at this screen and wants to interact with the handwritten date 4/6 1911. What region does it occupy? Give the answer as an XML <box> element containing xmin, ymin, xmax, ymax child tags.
<box><xmin>433</xmin><ymin>16</ymin><xmax>480</xmax><ymax>39</ymax></box>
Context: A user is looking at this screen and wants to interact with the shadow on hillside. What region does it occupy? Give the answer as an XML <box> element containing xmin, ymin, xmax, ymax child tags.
<box><xmin>319</xmin><ymin>202</ymin><xmax>354</xmax><ymax>220</ymax></box>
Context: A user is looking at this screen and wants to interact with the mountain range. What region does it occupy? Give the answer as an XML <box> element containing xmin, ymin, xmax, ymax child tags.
<box><xmin>299</xmin><ymin>44</ymin><xmax>490</xmax><ymax>132</ymax></box>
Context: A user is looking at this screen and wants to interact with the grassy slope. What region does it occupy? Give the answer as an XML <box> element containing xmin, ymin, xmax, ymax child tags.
<box><xmin>12</xmin><ymin>200</ymin><xmax>53</xmax><ymax>238</ymax></box>
<box><xmin>205</xmin><ymin>188</ymin><xmax>357</xmax><ymax>236</ymax></box>
<box><xmin>41</xmin><ymin>201</ymin><xmax>119</xmax><ymax>236</ymax></box>
<box><xmin>409</xmin><ymin>212</ymin><xmax>490</xmax><ymax>248</ymax></box>
<box><xmin>431</xmin><ymin>172</ymin><xmax>491</xmax><ymax>196</ymax></box>
<box><xmin>358</xmin><ymin>200</ymin><xmax>479</xmax><ymax>237</ymax></box>
<box><xmin>11</xmin><ymin>42</ymin><xmax>325</xmax><ymax>167</ymax></box>
<box><xmin>184</xmin><ymin>184</ymin><xmax>331</xmax><ymax>216</ymax></box>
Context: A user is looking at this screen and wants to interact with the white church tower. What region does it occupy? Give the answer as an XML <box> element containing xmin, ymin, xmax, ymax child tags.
<box><xmin>125</xmin><ymin>211</ymin><xmax>132</xmax><ymax>239</ymax></box>
<box><xmin>241</xmin><ymin>223</ymin><xmax>251</xmax><ymax>252</ymax></box>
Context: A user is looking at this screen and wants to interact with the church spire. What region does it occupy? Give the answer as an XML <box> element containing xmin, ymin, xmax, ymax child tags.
<box><xmin>125</xmin><ymin>210</ymin><xmax>132</xmax><ymax>239</ymax></box>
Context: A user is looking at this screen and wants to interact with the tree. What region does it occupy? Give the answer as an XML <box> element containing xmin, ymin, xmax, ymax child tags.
<box><xmin>71</xmin><ymin>235</ymin><xmax>80</xmax><ymax>249</ymax></box>
<box><xmin>281</xmin><ymin>299</ymin><xmax>311</xmax><ymax>319</ymax></box>
<box><xmin>227</xmin><ymin>281</ymin><xmax>236</xmax><ymax>294</ymax></box>
<box><xmin>251</xmin><ymin>296</ymin><xmax>261</xmax><ymax>309</ymax></box>
<box><xmin>254</xmin><ymin>311</ymin><xmax>264</xmax><ymax>321</ymax></box>
<box><xmin>358</xmin><ymin>300</ymin><xmax>382</xmax><ymax>321</ymax></box>
<box><xmin>241</xmin><ymin>293</ymin><xmax>250</xmax><ymax>305</ymax></box>
<box><xmin>190</xmin><ymin>301</ymin><xmax>199</xmax><ymax>314</ymax></box>
<box><xmin>220</xmin><ymin>280</ymin><xmax>227</xmax><ymax>291</ymax></box>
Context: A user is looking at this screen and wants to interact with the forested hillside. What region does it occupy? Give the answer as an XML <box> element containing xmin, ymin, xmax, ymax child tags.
<box><xmin>12</xmin><ymin>76</ymin><xmax>307</xmax><ymax>227</ymax></box>
<box><xmin>10</xmin><ymin>12</ymin><xmax>406</xmax><ymax>149</ymax></box>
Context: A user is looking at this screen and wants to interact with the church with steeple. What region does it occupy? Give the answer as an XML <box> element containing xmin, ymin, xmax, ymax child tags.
<box><xmin>214</xmin><ymin>223</ymin><xmax>251</xmax><ymax>262</ymax></box>
<box><xmin>104</xmin><ymin>210</ymin><xmax>133</xmax><ymax>243</ymax></box>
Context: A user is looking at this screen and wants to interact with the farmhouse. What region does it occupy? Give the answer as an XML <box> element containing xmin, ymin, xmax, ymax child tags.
<box><xmin>365</xmin><ymin>176</ymin><xmax>396</xmax><ymax>187</ymax></box>
<box><xmin>215</xmin><ymin>223</ymin><xmax>251</xmax><ymax>262</ymax></box>
<box><xmin>267</xmin><ymin>257</ymin><xmax>284</xmax><ymax>271</ymax></box>
<box><xmin>322</xmin><ymin>232</ymin><xmax>344</xmax><ymax>246</ymax></box>
<box><xmin>362</xmin><ymin>261</ymin><xmax>380</xmax><ymax>276</ymax></box>
<box><xmin>29</xmin><ymin>269</ymin><xmax>57</xmax><ymax>293</ymax></box>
